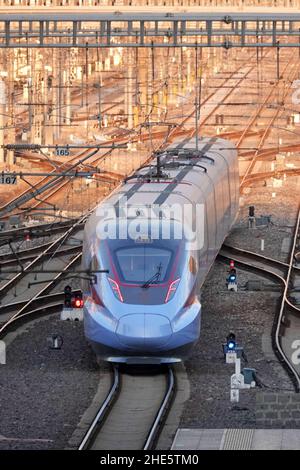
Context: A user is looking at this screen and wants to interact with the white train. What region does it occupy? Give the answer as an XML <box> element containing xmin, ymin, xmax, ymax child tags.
<box><xmin>82</xmin><ymin>137</ymin><xmax>239</xmax><ymax>364</ymax></box>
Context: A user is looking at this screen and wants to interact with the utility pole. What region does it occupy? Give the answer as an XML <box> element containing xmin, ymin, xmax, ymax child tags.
<box><xmin>0</xmin><ymin>80</ymin><xmax>6</xmax><ymax>164</ymax></box>
<box><xmin>277</xmin><ymin>40</ymin><xmax>280</xmax><ymax>81</ymax></box>
<box><xmin>195</xmin><ymin>42</ymin><xmax>199</xmax><ymax>151</ymax></box>
<box><xmin>96</xmin><ymin>47</ymin><xmax>102</xmax><ymax>129</ymax></box>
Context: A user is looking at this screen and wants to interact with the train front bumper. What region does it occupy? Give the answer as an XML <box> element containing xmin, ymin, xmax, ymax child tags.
<box><xmin>83</xmin><ymin>303</ymin><xmax>201</xmax><ymax>363</ymax></box>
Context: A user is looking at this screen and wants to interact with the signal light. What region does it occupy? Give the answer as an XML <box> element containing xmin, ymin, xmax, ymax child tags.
<box><xmin>24</xmin><ymin>231</ymin><xmax>31</xmax><ymax>242</ymax></box>
<box><xmin>73</xmin><ymin>293</ymin><xmax>84</xmax><ymax>308</ymax></box>
<box><xmin>108</xmin><ymin>277</ymin><xmax>124</xmax><ymax>302</ymax></box>
<box><xmin>249</xmin><ymin>206</ymin><xmax>255</xmax><ymax>217</ymax></box>
<box><xmin>228</xmin><ymin>268</ymin><xmax>237</xmax><ymax>282</ymax></box>
<box><xmin>165</xmin><ymin>278</ymin><xmax>180</xmax><ymax>303</ymax></box>
<box><xmin>227</xmin><ymin>333</ymin><xmax>236</xmax><ymax>351</ymax></box>
<box><xmin>64</xmin><ymin>285</ymin><xmax>72</xmax><ymax>308</ymax></box>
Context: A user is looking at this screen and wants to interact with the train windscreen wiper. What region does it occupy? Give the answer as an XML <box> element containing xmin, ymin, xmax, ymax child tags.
<box><xmin>141</xmin><ymin>262</ymin><xmax>162</xmax><ymax>289</ymax></box>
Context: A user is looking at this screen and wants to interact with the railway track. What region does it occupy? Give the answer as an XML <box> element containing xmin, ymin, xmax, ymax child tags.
<box><xmin>239</xmin><ymin>75</ymin><xmax>300</xmax><ymax>191</ymax></box>
<box><xmin>219</xmin><ymin>207</ymin><xmax>300</xmax><ymax>391</ymax></box>
<box><xmin>0</xmin><ymin>47</ymin><xmax>298</xmax><ymax>449</ymax></box>
<box><xmin>78</xmin><ymin>365</ymin><xmax>175</xmax><ymax>451</ymax></box>
<box><xmin>275</xmin><ymin>209</ymin><xmax>300</xmax><ymax>391</ymax></box>
<box><xmin>2</xmin><ymin>50</ymin><xmax>282</xmax><ymax>219</ymax></box>
<box><xmin>0</xmin><ymin>145</ymin><xmax>103</xmax><ymax>219</ymax></box>
<box><xmin>0</xmin><ymin>220</ymin><xmax>80</xmax><ymax>241</ymax></box>
<box><xmin>241</xmin><ymin>168</ymin><xmax>300</xmax><ymax>189</ymax></box>
<box><xmin>0</xmin><ymin>222</ymin><xmax>83</xmax><ymax>300</ymax></box>
<box><xmin>219</xmin><ymin>244</ymin><xmax>298</xmax><ymax>279</ymax></box>
<box><xmin>0</xmin><ymin>253</ymin><xmax>81</xmax><ymax>336</ymax></box>
<box><xmin>0</xmin><ymin>239</ymin><xmax>83</xmax><ymax>267</ymax></box>
<box><xmin>0</xmin><ymin>210</ymin><xmax>89</xmax><ymax>331</ymax></box>
<box><xmin>0</xmin><ymin>290</ymin><xmax>81</xmax><ymax>318</ymax></box>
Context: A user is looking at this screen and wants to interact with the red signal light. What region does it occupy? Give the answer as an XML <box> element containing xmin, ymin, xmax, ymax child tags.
<box><xmin>74</xmin><ymin>298</ymin><xmax>84</xmax><ymax>308</ymax></box>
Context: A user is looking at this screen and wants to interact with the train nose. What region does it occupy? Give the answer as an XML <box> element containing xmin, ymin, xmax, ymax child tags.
<box><xmin>116</xmin><ymin>314</ymin><xmax>172</xmax><ymax>350</ymax></box>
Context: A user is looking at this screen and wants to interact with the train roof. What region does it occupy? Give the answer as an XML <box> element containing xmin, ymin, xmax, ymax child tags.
<box><xmin>88</xmin><ymin>137</ymin><xmax>237</xmax><ymax>226</ymax></box>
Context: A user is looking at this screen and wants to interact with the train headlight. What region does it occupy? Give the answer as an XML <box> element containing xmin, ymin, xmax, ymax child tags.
<box><xmin>108</xmin><ymin>277</ymin><xmax>124</xmax><ymax>302</ymax></box>
<box><xmin>165</xmin><ymin>278</ymin><xmax>180</xmax><ymax>303</ymax></box>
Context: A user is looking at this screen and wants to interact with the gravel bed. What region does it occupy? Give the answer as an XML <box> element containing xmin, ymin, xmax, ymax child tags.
<box><xmin>0</xmin><ymin>315</ymin><xmax>100</xmax><ymax>450</ymax></box>
<box><xmin>181</xmin><ymin>260</ymin><xmax>291</xmax><ymax>428</ymax></box>
<box><xmin>180</xmin><ymin>173</ymin><xmax>300</xmax><ymax>429</ymax></box>
<box><xmin>0</xmin><ymin>233</ymin><xmax>65</xmax><ymax>256</ymax></box>
<box><xmin>226</xmin><ymin>175</ymin><xmax>300</xmax><ymax>262</ymax></box>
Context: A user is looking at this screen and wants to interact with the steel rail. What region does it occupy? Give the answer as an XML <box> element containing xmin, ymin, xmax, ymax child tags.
<box><xmin>0</xmin><ymin>303</ymin><xmax>62</xmax><ymax>340</ymax></box>
<box><xmin>220</xmin><ymin>210</ymin><xmax>300</xmax><ymax>391</ymax></box>
<box><xmin>78</xmin><ymin>365</ymin><xmax>121</xmax><ymax>451</ymax></box>
<box><xmin>0</xmin><ymin>252</ymin><xmax>81</xmax><ymax>334</ymax></box>
<box><xmin>0</xmin><ymin>214</ymin><xmax>84</xmax><ymax>297</ymax></box>
<box><xmin>0</xmin><ymin>245</ymin><xmax>82</xmax><ymax>267</ymax></box>
<box><xmin>0</xmin><ymin>290</ymin><xmax>81</xmax><ymax>316</ymax></box>
<box><xmin>78</xmin><ymin>365</ymin><xmax>175</xmax><ymax>451</ymax></box>
<box><xmin>0</xmin><ymin>147</ymin><xmax>95</xmax><ymax>217</ymax></box>
<box><xmin>239</xmin><ymin>60</ymin><xmax>300</xmax><ymax>192</ymax></box>
<box><xmin>220</xmin><ymin>244</ymin><xmax>297</xmax><ymax>277</ymax></box>
<box><xmin>0</xmin><ymin>221</ymin><xmax>79</xmax><ymax>240</ymax></box>
<box><xmin>123</xmin><ymin>50</ymin><xmax>263</xmax><ymax>171</ymax></box>
<box><xmin>241</xmin><ymin>168</ymin><xmax>300</xmax><ymax>189</ymax></box>
<box><xmin>275</xmin><ymin>208</ymin><xmax>300</xmax><ymax>391</ymax></box>
<box><xmin>143</xmin><ymin>366</ymin><xmax>176</xmax><ymax>450</ymax></box>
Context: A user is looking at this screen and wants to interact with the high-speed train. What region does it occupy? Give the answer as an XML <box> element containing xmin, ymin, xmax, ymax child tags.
<box><xmin>82</xmin><ymin>137</ymin><xmax>239</xmax><ymax>364</ymax></box>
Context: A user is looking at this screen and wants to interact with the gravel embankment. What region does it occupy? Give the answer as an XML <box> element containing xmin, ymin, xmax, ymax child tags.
<box><xmin>180</xmin><ymin>174</ymin><xmax>300</xmax><ymax>429</ymax></box>
<box><xmin>0</xmin><ymin>316</ymin><xmax>100</xmax><ymax>450</ymax></box>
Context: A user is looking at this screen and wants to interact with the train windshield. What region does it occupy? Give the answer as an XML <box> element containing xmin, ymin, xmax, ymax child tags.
<box><xmin>99</xmin><ymin>219</ymin><xmax>187</xmax><ymax>305</ymax></box>
<box><xmin>115</xmin><ymin>246</ymin><xmax>172</xmax><ymax>284</ymax></box>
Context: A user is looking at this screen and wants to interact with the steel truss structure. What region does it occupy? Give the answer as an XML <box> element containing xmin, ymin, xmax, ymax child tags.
<box><xmin>2</xmin><ymin>10</ymin><xmax>300</xmax><ymax>47</ymax></box>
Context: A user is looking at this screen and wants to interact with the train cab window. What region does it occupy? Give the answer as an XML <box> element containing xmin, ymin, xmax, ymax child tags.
<box><xmin>115</xmin><ymin>246</ymin><xmax>172</xmax><ymax>284</ymax></box>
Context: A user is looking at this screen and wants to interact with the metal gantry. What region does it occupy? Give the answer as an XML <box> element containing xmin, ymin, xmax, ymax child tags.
<box><xmin>2</xmin><ymin>10</ymin><xmax>300</xmax><ymax>47</ymax></box>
